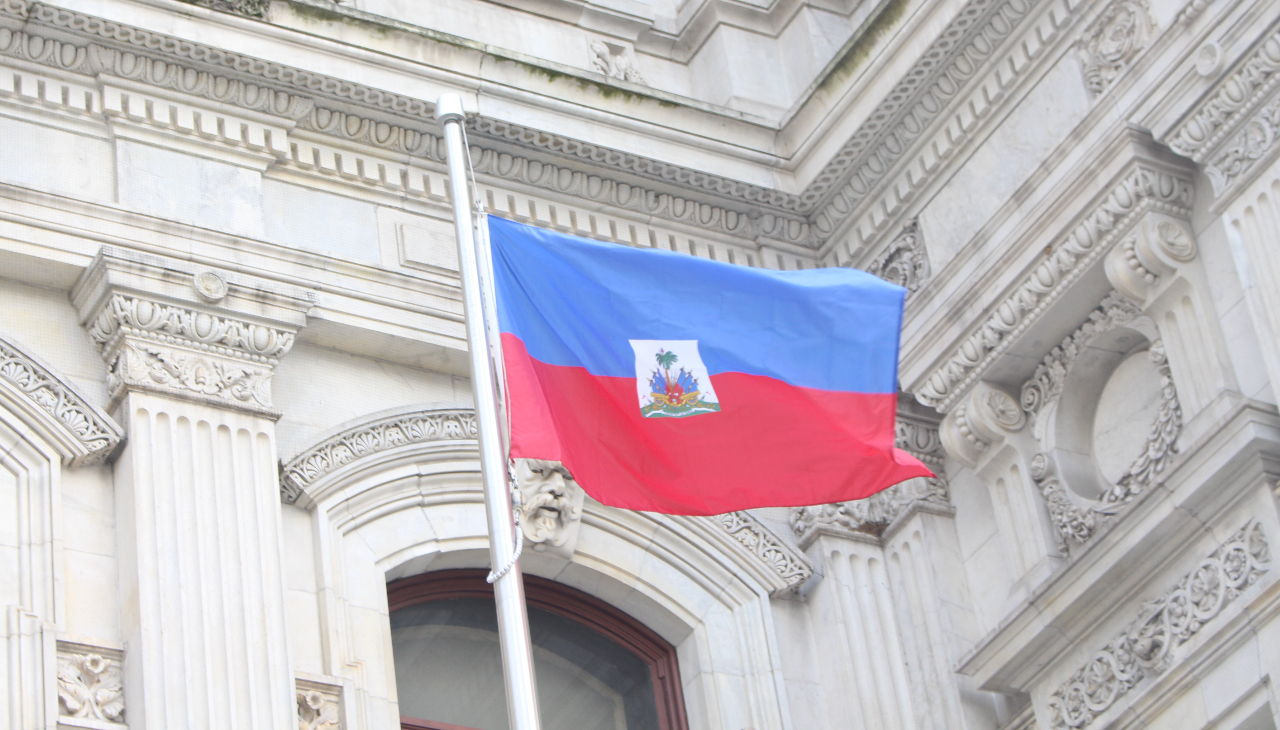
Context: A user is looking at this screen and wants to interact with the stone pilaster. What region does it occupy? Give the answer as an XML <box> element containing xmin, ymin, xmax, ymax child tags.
<box><xmin>72</xmin><ymin>249</ymin><xmax>313</xmax><ymax>730</ymax></box>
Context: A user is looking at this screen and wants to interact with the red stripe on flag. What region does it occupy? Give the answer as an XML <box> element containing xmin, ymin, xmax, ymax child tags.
<box><xmin>502</xmin><ymin>334</ymin><xmax>933</xmax><ymax>515</ymax></box>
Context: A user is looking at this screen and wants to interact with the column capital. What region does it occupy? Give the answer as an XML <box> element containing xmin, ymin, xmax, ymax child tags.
<box><xmin>71</xmin><ymin>248</ymin><xmax>315</xmax><ymax>417</ymax></box>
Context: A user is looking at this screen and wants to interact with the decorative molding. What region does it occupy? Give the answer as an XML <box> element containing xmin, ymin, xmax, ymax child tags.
<box><xmin>802</xmin><ymin>0</ymin><xmax>1036</xmax><ymax>215</ymax></box>
<box><xmin>56</xmin><ymin>642</ymin><xmax>125</xmax><ymax>727</ymax></box>
<box><xmin>295</xmin><ymin>676</ymin><xmax>342</xmax><ymax>730</ymax></box>
<box><xmin>84</xmin><ymin>294</ymin><xmax>294</xmax><ymax>414</ymax></box>
<box><xmin>0</xmin><ymin>335</ymin><xmax>122</xmax><ymax>466</ymax></box>
<box><xmin>1077</xmin><ymin>0</ymin><xmax>1155</xmax><ymax>98</ymax></box>
<box><xmin>790</xmin><ymin>477</ymin><xmax>951</xmax><ymax>548</ymax></box>
<box><xmin>791</xmin><ymin>413</ymin><xmax>951</xmax><ymax>546</ymax></box>
<box><xmin>1045</xmin><ymin>521</ymin><xmax>1270</xmax><ymax>729</ymax></box>
<box><xmin>915</xmin><ymin>164</ymin><xmax>1193</xmax><ymax>413</ymax></box>
<box><xmin>865</xmin><ymin>219</ymin><xmax>930</xmax><ymax>294</ymax></box>
<box><xmin>280</xmin><ymin>408</ymin><xmax>478</xmax><ymax>504</ymax></box>
<box><xmin>711</xmin><ymin>510</ymin><xmax>814</xmax><ymax>592</ymax></box>
<box><xmin>177</xmin><ymin>0</ymin><xmax>269</xmax><ymax>19</ymax></box>
<box><xmin>1026</xmin><ymin>341</ymin><xmax>1182</xmax><ymax>546</ymax></box>
<box><xmin>1165</xmin><ymin>27</ymin><xmax>1280</xmax><ymax>162</ymax></box>
<box><xmin>1204</xmin><ymin>91</ymin><xmax>1280</xmax><ymax>197</ymax></box>
<box><xmin>939</xmin><ymin>382</ymin><xmax>1026</xmax><ymax>467</ymax></box>
<box><xmin>1020</xmin><ymin>292</ymin><xmax>1143</xmax><ymax>418</ymax></box>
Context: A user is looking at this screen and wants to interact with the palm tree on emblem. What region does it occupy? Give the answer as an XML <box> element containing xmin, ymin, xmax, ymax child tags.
<box><xmin>655</xmin><ymin>349</ymin><xmax>678</xmax><ymax>387</ymax></box>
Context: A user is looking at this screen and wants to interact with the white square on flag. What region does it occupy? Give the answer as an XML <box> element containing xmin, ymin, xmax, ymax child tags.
<box><xmin>629</xmin><ymin>340</ymin><xmax>720</xmax><ymax>418</ymax></box>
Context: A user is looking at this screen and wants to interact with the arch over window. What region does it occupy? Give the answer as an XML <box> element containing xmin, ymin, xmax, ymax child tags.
<box><xmin>388</xmin><ymin>570</ymin><xmax>688</xmax><ymax>730</ymax></box>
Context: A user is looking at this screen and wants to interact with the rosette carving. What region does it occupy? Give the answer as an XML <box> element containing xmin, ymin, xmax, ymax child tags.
<box><xmin>1045</xmin><ymin>522</ymin><xmax>1270</xmax><ymax>729</ymax></box>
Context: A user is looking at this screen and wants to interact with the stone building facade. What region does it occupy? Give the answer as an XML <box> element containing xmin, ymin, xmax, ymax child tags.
<box><xmin>0</xmin><ymin>0</ymin><xmax>1278</xmax><ymax>728</ymax></box>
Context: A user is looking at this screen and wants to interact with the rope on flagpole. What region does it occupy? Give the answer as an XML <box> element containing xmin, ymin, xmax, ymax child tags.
<box><xmin>456</xmin><ymin>118</ymin><xmax>524</xmax><ymax>585</ymax></box>
<box><xmin>487</xmin><ymin>475</ymin><xmax>523</xmax><ymax>583</ymax></box>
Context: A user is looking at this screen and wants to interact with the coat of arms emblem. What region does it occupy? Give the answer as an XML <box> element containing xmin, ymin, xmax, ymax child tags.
<box><xmin>629</xmin><ymin>340</ymin><xmax>720</xmax><ymax>418</ymax></box>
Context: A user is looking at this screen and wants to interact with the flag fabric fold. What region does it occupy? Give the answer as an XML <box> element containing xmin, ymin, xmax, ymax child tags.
<box><xmin>489</xmin><ymin>215</ymin><xmax>933</xmax><ymax>516</ymax></box>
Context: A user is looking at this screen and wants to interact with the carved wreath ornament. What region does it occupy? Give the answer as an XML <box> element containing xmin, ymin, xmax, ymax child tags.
<box><xmin>1046</xmin><ymin>522</ymin><xmax>1271</xmax><ymax>729</ymax></box>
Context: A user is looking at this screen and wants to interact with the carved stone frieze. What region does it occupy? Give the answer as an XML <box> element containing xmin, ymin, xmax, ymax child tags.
<box><xmin>0</xmin><ymin>335</ymin><xmax>122</xmax><ymax>466</ymax></box>
<box><xmin>1165</xmin><ymin>29</ymin><xmax>1280</xmax><ymax>161</ymax></box>
<box><xmin>280</xmin><ymin>408</ymin><xmax>478</xmax><ymax>504</ymax></box>
<box><xmin>84</xmin><ymin>294</ymin><xmax>295</xmax><ymax>414</ymax></box>
<box><xmin>866</xmin><ymin>219</ymin><xmax>930</xmax><ymax>294</ymax></box>
<box><xmin>56</xmin><ymin>644</ymin><xmax>125</xmax><ymax>725</ymax></box>
<box><xmin>712</xmin><ymin>510</ymin><xmax>814</xmax><ymax>592</ymax></box>
<box><xmin>1045</xmin><ymin>521</ymin><xmax>1270</xmax><ymax>729</ymax></box>
<box><xmin>915</xmin><ymin>165</ymin><xmax>1193</xmax><ymax>413</ymax></box>
<box><xmin>1078</xmin><ymin>0</ymin><xmax>1156</xmax><ymax>98</ymax></box>
<box><xmin>808</xmin><ymin>0</ymin><xmax>1040</xmax><ymax>244</ymax></box>
<box><xmin>1020</xmin><ymin>292</ymin><xmax>1143</xmax><ymax>418</ymax></box>
<box><xmin>177</xmin><ymin>0</ymin><xmax>269</xmax><ymax>18</ymax></box>
<box><xmin>1205</xmin><ymin>92</ymin><xmax>1280</xmax><ymax>196</ymax></box>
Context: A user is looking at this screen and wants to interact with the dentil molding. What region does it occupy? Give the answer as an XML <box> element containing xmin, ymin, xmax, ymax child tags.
<box><xmin>71</xmin><ymin>248</ymin><xmax>313</xmax><ymax>417</ymax></box>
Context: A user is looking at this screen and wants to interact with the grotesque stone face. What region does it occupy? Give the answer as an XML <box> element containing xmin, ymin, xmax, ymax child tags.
<box><xmin>516</xmin><ymin>459</ymin><xmax>584</xmax><ymax>551</ymax></box>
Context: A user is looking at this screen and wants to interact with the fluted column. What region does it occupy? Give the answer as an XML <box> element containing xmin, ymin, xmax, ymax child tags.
<box><xmin>72</xmin><ymin>250</ymin><xmax>313</xmax><ymax>730</ymax></box>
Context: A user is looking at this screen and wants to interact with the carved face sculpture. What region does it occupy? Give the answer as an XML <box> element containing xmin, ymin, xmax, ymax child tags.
<box><xmin>516</xmin><ymin>459</ymin><xmax>584</xmax><ymax>550</ymax></box>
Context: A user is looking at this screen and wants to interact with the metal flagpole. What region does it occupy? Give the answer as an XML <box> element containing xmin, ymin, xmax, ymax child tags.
<box><xmin>435</xmin><ymin>93</ymin><xmax>543</xmax><ymax>730</ymax></box>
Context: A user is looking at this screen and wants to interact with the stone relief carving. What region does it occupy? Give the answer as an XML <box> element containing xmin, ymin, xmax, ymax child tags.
<box><xmin>866</xmin><ymin>219</ymin><xmax>930</xmax><ymax>293</ymax></box>
<box><xmin>516</xmin><ymin>459</ymin><xmax>585</xmax><ymax>552</ymax></box>
<box><xmin>916</xmin><ymin>166</ymin><xmax>1193</xmax><ymax>413</ymax></box>
<box><xmin>939</xmin><ymin>382</ymin><xmax>1026</xmax><ymax>468</ymax></box>
<box><xmin>1020</xmin><ymin>293</ymin><xmax>1144</xmax><ymax>418</ymax></box>
<box><xmin>1025</xmin><ymin>338</ymin><xmax>1182</xmax><ymax>546</ymax></box>
<box><xmin>791</xmin><ymin>415</ymin><xmax>950</xmax><ymax>546</ymax></box>
<box><xmin>1045</xmin><ymin>521</ymin><xmax>1270</xmax><ymax>729</ymax></box>
<box><xmin>1078</xmin><ymin>0</ymin><xmax>1155</xmax><ymax>98</ymax></box>
<box><xmin>296</xmin><ymin>676</ymin><xmax>342</xmax><ymax>730</ymax></box>
<box><xmin>280</xmin><ymin>409</ymin><xmax>478</xmax><ymax>504</ymax></box>
<box><xmin>713</xmin><ymin>510</ymin><xmax>814</xmax><ymax>592</ymax></box>
<box><xmin>57</xmin><ymin>649</ymin><xmax>125</xmax><ymax>724</ymax></box>
<box><xmin>804</xmin><ymin>0</ymin><xmax>1038</xmax><ymax>237</ymax></box>
<box><xmin>177</xmin><ymin>0</ymin><xmax>269</xmax><ymax>17</ymax></box>
<box><xmin>589</xmin><ymin>40</ymin><xmax>646</xmax><ymax>85</ymax></box>
<box><xmin>85</xmin><ymin>294</ymin><xmax>294</xmax><ymax>413</ymax></box>
<box><xmin>298</xmin><ymin>690</ymin><xmax>340</xmax><ymax>730</ymax></box>
<box><xmin>1166</xmin><ymin>29</ymin><xmax>1280</xmax><ymax>161</ymax></box>
<box><xmin>0</xmin><ymin>335</ymin><xmax>122</xmax><ymax>465</ymax></box>
<box><xmin>790</xmin><ymin>477</ymin><xmax>951</xmax><ymax>547</ymax></box>
<box><xmin>1205</xmin><ymin>94</ymin><xmax>1280</xmax><ymax>196</ymax></box>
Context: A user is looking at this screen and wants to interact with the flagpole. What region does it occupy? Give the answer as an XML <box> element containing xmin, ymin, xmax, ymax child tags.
<box><xmin>436</xmin><ymin>93</ymin><xmax>543</xmax><ymax>730</ymax></box>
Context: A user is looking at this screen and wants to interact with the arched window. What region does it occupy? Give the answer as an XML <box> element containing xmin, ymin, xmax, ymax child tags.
<box><xmin>389</xmin><ymin>570</ymin><xmax>688</xmax><ymax>730</ymax></box>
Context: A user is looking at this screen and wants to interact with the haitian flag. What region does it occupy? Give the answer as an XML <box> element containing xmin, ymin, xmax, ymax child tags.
<box><xmin>489</xmin><ymin>216</ymin><xmax>932</xmax><ymax>516</ymax></box>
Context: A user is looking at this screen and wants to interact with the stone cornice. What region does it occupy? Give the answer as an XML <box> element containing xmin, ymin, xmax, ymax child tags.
<box><xmin>912</xmin><ymin>160</ymin><xmax>1193</xmax><ymax>413</ymax></box>
<box><xmin>0</xmin><ymin>0</ymin><xmax>1081</xmax><ymax>256</ymax></box>
<box><xmin>0</xmin><ymin>334</ymin><xmax>123</xmax><ymax>466</ymax></box>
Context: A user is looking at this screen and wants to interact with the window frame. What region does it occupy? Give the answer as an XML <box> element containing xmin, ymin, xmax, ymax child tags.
<box><xmin>388</xmin><ymin>569</ymin><xmax>689</xmax><ymax>730</ymax></box>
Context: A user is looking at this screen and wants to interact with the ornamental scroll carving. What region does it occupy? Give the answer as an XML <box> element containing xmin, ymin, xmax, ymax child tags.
<box><xmin>589</xmin><ymin>40</ymin><xmax>646</xmax><ymax>85</ymax></box>
<box><xmin>1078</xmin><ymin>0</ymin><xmax>1155</xmax><ymax>98</ymax></box>
<box><xmin>713</xmin><ymin>511</ymin><xmax>814</xmax><ymax>593</ymax></box>
<box><xmin>791</xmin><ymin>417</ymin><xmax>950</xmax><ymax>547</ymax></box>
<box><xmin>866</xmin><ymin>219</ymin><xmax>930</xmax><ymax>294</ymax></box>
<box><xmin>85</xmin><ymin>294</ymin><xmax>295</xmax><ymax>414</ymax></box>
<box><xmin>1166</xmin><ymin>30</ymin><xmax>1280</xmax><ymax>162</ymax></box>
<box><xmin>0</xmin><ymin>335</ymin><xmax>121</xmax><ymax>466</ymax></box>
<box><xmin>296</xmin><ymin>677</ymin><xmax>342</xmax><ymax>730</ymax></box>
<box><xmin>280</xmin><ymin>409</ymin><xmax>478</xmax><ymax>504</ymax></box>
<box><xmin>57</xmin><ymin>647</ymin><xmax>125</xmax><ymax>725</ymax></box>
<box><xmin>1045</xmin><ymin>521</ymin><xmax>1271</xmax><ymax>729</ymax></box>
<box><xmin>916</xmin><ymin>165</ymin><xmax>1193</xmax><ymax>413</ymax></box>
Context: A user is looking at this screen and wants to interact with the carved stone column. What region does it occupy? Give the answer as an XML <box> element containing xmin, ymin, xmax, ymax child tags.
<box><xmin>71</xmin><ymin>249</ymin><xmax>313</xmax><ymax>730</ymax></box>
<box><xmin>1104</xmin><ymin>212</ymin><xmax>1236</xmax><ymax>435</ymax></box>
